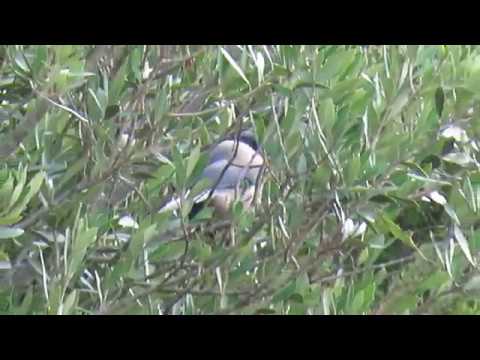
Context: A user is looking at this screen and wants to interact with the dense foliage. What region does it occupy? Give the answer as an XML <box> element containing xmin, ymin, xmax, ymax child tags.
<box><xmin>0</xmin><ymin>45</ymin><xmax>480</xmax><ymax>314</ymax></box>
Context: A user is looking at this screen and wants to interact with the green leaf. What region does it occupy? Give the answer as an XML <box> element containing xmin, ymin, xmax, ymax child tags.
<box><xmin>453</xmin><ymin>224</ymin><xmax>476</xmax><ymax>266</ymax></box>
<box><xmin>254</xmin><ymin>51</ymin><xmax>265</xmax><ymax>84</ymax></box>
<box><xmin>16</xmin><ymin>287</ymin><xmax>34</xmax><ymax>315</ymax></box>
<box><xmin>68</xmin><ymin>221</ymin><xmax>98</xmax><ymax>278</ymax></box>
<box><xmin>129</xmin><ymin>46</ymin><xmax>143</xmax><ymax>83</ymax></box>
<box><xmin>172</xmin><ymin>146</ymin><xmax>187</xmax><ymax>190</ymax></box>
<box><xmin>377</xmin><ymin>214</ymin><xmax>421</xmax><ymax>254</ymax></box>
<box><xmin>328</xmin><ymin>79</ymin><xmax>363</xmax><ymax>102</ymax></box>
<box><xmin>6</xmin><ymin>166</ymin><xmax>28</xmax><ymax>213</ymax></box>
<box><xmin>316</xmin><ymin>49</ymin><xmax>356</xmax><ymax>82</ymax></box>
<box><xmin>0</xmin><ymin>173</ymin><xmax>14</xmax><ymax>208</ymax></box>
<box><xmin>387</xmin><ymin>294</ymin><xmax>418</xmax><ymax>314</ymax></box>
<box><xmin>464</xmin><ymin>275</ymin><xmax>480</xmax><ymax>292</ymax></box>
<box><xmin>434</xmin><ymin>86</ymin><xmax>444</xmax><ymax>117</ymax></box>
<box><xmin>61</xmin><ymin>290</ymin><xmax>78</xmax><ymax>315</ymax></box>
<box><xmin>189</xmin><ymin>239</ymin><xmax>212</xmax><ymax>262</ymax></box>
<box><xmin>272</xmin><ymin>280</ymin><xmax>296</xmax><ymax>303</ymax></box>
<box><xmin>8</xmin><ymin>171</ymin><xmax>44</xmax><ymax>213</ymax></box>
<box><xmin>109</xmin><ymin>60</ymin><xmax>128</xmax><ymax>104</ymax></box>
<box><xmin>272</xmin><ymin>64</ymin><xmax>290</xmax><ymax>77</ymax></box>
<box><xmin>189</xmin><ymin>177</ymin><xmax>213</xmax><ymax>201</ymax></box>
<box><xmin>350</xmin><ymin>289</ymin><xmax>365</xmax><ymax>313</ymax></box>
<box><xmin>31</xmin><ymin>46</ymin><xmax>48</xmax><ymax>76</ymax></box>
<box><xmin>317</xmin><ymin>98</ymin><xmax>336</xmax><ymax>134</ymax></box>
<box><xmin>55</xmin><ymin>45</ymin><xmax>75</xmax><ymax>63</ymax></box>
<box><xmin>401</xmin><ymin>161</ymin><xmax>429</xmax><ymax>178</ymax></box>
<box><xmin>87</xmin><ymin>88</ymin><xmax>106</xmax><ymax>121</ymax></box>
<box><xmin>417</xmin><ymin>271</ymin><xmax>450</xmax><ymax>293</ymax></box>
<box><xmin>127</xmin><ymin>223</ymin><xmax>157</xmax><ymax>262</ymax></box>
<box><xmin>186</xmin><ymin>142</ymin><xmax>201</xmax><ymax>179</ymax></box>
<box><xmin>145</xmin><ymin>164</ymin><xmax>175</xmax><ymax>194</ymax></box>
<box><xmin>0</xmin><ymin>171</ymin><xmax>45</xmax><ymax>225</ymax></box>
<box><xmin>106</xmin><ymin>222</ymin><xmax>158</xmax><ymax>287</ymax></box>
<box><xmin>154</xmin><ymin>88</ymin><xmax>169</xmax><ymax>122</ymax></box>
<box><xmin>149</xmin><ymin>241</ymin><xmax>186</xmax><ymax>262</ymax></box>
<box><xmin>388</xmin><ymin>86</ymin><xmax>411</xmax><ymax>120</ymax></box>
<box><xmin>406</xmin><ymin>173</ymin><xmax>452</xmax><ymax>186</ymax></box>
<box><xmin>0</xmin><ymin>226</ymin><xmax>24</xmax><ymax>239</ymax></box>
<box><xmin>442</xmin><ymin>152</ymin><xmax>474</xmax><ymax>166</ymax></box>
<box><xmin>255</xmin><ymin>308</ymin><xmax>277</xmax><ymax>315</ymax></box>
<box><xmin>220</xmin><ymin>47</ymin><xmax>251</xmax><ymax>88</ymax></box>
<box><xmin>57</xmin><ymin>157</ymin><xmax>88</xmax><ymax>191</ymax></box>
<box><xmin>444</xmin><ymin>204</ymin><xmax>461</xmax><ymax>225</ymax></box>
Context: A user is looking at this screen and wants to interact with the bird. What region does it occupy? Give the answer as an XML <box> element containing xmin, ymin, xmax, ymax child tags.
<box><xmin>159</xmin><ymin>130</ymin><xmax>265</xmax><ymax>219</ymax></box>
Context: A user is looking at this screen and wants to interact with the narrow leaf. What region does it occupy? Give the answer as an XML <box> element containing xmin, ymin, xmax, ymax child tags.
<box><xmin>220</xmin><ymin>47</ymin><xmax>251</xmax><ymax>88</ymax></box>
<box><xmin>453</xmin><ymin>224</ymin><xmax>476</xmax><ymax>266</ymax></box>
<box><xmin>0</xmin><ymin>226</ymin><xmax>24</xmax><ymax>239</ymax></box>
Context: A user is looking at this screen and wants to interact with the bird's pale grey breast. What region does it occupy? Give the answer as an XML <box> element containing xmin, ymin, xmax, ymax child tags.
<box><xmin>204</xmin><ymin>141</ymin><xmax>263</xmax><ymax>188</ymax></box>
<box><xmin>159</xmin><ymin>131</ymin><xmax>264</xmax><ymax>217</ymax></box>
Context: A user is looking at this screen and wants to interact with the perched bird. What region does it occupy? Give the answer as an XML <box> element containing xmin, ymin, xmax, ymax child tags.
<box><xmin>159</xmin><ymin>130</ymin><xmax>264</xmax><ymax>219</ymax></box>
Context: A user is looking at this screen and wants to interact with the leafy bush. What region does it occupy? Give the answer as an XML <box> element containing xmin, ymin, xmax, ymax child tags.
<box><xmin>0</xmin><ymin>45</ymin><xmax>479</xmax><ymax>314</ymax></box>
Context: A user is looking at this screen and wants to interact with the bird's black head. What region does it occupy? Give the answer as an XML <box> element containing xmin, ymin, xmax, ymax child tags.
<box><xmin>230</xmin><ymin>130</ymin><xmax>260</xmax><ymax>151</ymax></box>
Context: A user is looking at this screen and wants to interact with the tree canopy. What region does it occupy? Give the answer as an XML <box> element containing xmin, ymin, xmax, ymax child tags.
<box><xmin>0</xmin><ymin>45</ymin><xmax>479</xmax><ymax>314</ymax></box>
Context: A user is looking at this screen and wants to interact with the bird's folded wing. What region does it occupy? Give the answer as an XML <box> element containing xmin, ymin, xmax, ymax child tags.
<box><xmin>209</xmin><ymin>140</ymin><xmax>263</xmax><ymax>167</ymax></box>
<box><xmin>201</xmin><ymin>159</ymin><xmax>261</xmax><ymax>189</ymax></box>
<box><xmin>158</xmin><ymin>196</ymin><xmax>184</xmax><ymax>213</ymax></box>
<box><xmin>158</xmin><ymin>139</ymin><xmax>263</xmax><ymax>215</ymax></box>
